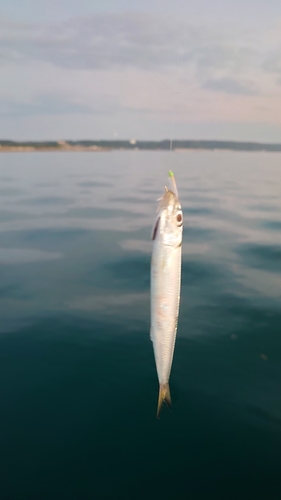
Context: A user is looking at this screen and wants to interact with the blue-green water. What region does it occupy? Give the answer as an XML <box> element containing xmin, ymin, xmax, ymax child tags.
<box><xmin>0</xmin><ymin>151</ymin><xmax>281</xmax><ymax>499</ymax></box>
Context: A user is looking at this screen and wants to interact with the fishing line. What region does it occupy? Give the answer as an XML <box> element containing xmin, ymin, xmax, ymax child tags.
<box><xmin>151</xmin><ymin>38</ymin><xmax>186</xmax><ymax>169</ymax></box>
<box><xmin>169</xmin><ymin>46</ymin><xmax>186</xmax><ymax>162</ymax></box>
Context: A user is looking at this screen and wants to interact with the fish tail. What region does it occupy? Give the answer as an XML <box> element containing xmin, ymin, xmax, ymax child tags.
<box><xmin>157</xmin><ymin>383</ymin><xmax>171</xmax><ymax>419</ymax></box>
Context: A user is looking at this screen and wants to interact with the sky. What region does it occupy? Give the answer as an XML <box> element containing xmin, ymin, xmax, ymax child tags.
<box><xmin>1</xmin><ymin>0</ymin><xmax>281</xmax><ymax>141</ymax></box>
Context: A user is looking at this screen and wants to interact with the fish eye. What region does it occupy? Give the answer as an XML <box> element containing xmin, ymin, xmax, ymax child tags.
<box><xmin>176</xmin><ymin>211</ymin><xmax>183</xmax><ymax>226</ymax></box>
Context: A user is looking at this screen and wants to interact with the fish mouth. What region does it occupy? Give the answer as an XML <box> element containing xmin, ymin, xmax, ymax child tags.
<box><xmin>156</xmin><ymin>172</ymin><xmax>180</xmax><ymax>213</ymax></box>
<box><xmin>157</xmin><ymin>189</ymin><xmax>177</xmax><ymax>212</ymax></box>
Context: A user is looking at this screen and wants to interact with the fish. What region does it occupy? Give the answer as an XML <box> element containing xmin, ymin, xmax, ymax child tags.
<box><xmin>150</xmin><ymin>171</ymin><xmax>183</xmax><ymax>418</ymax></box>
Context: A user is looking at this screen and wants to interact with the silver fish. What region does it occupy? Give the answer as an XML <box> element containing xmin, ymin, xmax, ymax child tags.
<box><xmin>150</xmin><ymin>171</ymin><xmax>183</xmax><ymax>418</ymax></box>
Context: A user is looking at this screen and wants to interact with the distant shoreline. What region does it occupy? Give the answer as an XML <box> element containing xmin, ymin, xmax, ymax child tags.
<box><xmin>1</xmin><ymin>139</ymin><xmax>281</xmax><ymax>153</ymax></box>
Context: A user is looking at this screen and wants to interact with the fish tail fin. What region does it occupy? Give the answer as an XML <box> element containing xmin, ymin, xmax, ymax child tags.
<box><xmin>157</xmin><ymin>383</ymin><xmax>171</xmax><ymax>419</ymax></box>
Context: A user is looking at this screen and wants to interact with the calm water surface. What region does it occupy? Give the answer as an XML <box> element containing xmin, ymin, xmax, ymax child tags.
<box><xmin>0</xmin><ymin>151</ymin><xmax>281</xmax><ymax>499</ymax></box>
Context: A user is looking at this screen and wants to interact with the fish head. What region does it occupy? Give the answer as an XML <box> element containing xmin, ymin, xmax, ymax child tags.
<box><xmin>152</xmin><ymin>188</ymin><xmax>183</xmax><ymax>247</ymax></box>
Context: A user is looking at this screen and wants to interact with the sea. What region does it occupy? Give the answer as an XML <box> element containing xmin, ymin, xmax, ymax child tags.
<box><xmin>0</xmin><ymin>150</ymin><xmax>280</xmax><ymax>499</ymax></box>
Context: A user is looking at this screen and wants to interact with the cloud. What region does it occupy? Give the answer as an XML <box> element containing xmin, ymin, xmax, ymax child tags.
<box><xmin>0</xmin><ymin>12</ymin><xmax>281</xmax><ymax>136</ymax></box>
<box><xmin>0</xmin><ymin>14</ymin><xmax>188</xmax><ymax>69</ymax></box>
<box><xmin>0</xmin><ymin>13</ymin><xmax>262</xmax><ymax>76</ymax></box>
<box><xmin>262</xmin><ymin>49</ymin><xmax>281</xmax><ymax>75</ymax></box>
<box><xmin>2</xmin><ymin>12</ymin><xmax>279</xmax><ymax>103</ymax></box>
<box><xmin>0</xmin><ymin>94</ymin><xmax>92</xmax><ymax>116</ymax></box>
<box><xmin>202</xmin><ymin>77</ymin><xmax>257</xmax><ymax>95</ymax></box>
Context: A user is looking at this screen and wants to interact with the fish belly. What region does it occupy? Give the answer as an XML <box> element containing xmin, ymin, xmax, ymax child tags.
<box><xmin>150</xmin><ymin>241</ymin><xmax>181</xmax><ymax>385</ymax></box>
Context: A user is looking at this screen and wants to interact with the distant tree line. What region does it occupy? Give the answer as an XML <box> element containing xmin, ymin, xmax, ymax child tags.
<box><xmin>0</xmin><ymin>141</ymin><xmax>59</xmax><ymax>148</ymax></box>
<box><xmin>1</xmin><ymin>139</ymin><xmax>281</xmax><ymax>152</ymax></box>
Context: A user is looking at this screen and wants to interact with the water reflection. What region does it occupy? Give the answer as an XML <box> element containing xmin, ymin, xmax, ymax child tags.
<box><xmin>0</xmin><ymin>248</ymin><xmax>62</xmax><ymax>263</ymax></box>
<box><xmin>0</xmin><ymin>150</ymin><xmax>281</xmax><ymax>499</ymax></box>
<box><xmin>237</xmin><ymin>243</ymin><xmax>281</xmax><ymax>272</ymax></box>
<box><xmin>0</xmin><ymin>150</ymin><xmax>280</xmax><ymax>333</ymax></box>
<box><xmin>262</xmin><ymin>220</ymin><xmax>281</xmax><ymax>231</ymax></box>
